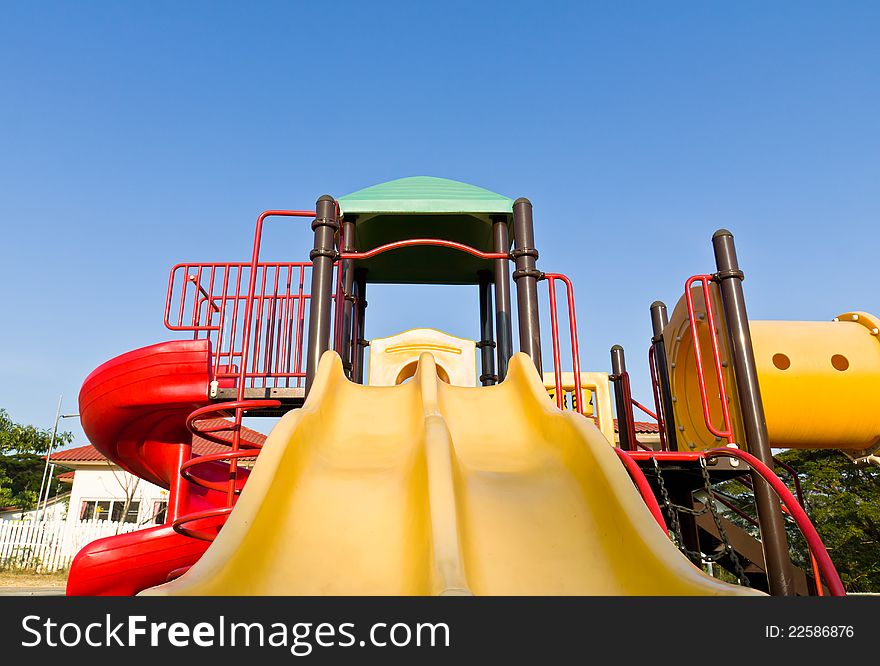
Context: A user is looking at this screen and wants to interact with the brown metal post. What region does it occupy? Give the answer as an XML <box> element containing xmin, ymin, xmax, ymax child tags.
<box><xmin>712</xmin><ymin>228</ymin><xmax>794</xmax><ymax>596</ymax></box>
<box><xmin>492</xmin><ymin>215</ymin><xmax>513</xmax><ymax>380</ymax></box>
<box><xmin>650</xmin><ymin>301</ymin><xmax>679</xmax><ymax>451</ymax></box>
<box><xmin>512</xmin><ymin>198</ymin><xmax>542</xmax><ymax>372</ymax></box>
<box><xmin>354</xmin><ymin>268</ymin><xmax>368</xmax><ymax>384</ymax></box>
<box><xmin>610</xmin><ymin>345</ymin><xmax>634</xmax><ymax>451</ymax></box>
<box><xmin>305</xmin><ymin>195</ymin><xmax>338</xmax><ymax>394</ymax></box>
<box><xmin>477</xmin><ymin>270</ymin><xmax>497</xmax><ymax>386</ymax></box>
<box><xmin>340</xmin><ymin>215</ymin><xmax>358</xmax><ymax>378</ymax></box>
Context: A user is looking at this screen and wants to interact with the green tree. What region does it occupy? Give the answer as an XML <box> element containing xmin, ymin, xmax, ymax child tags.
<box><xmin>776</xmin><ymin>448</ymin><xmax>880</xmax><ymax>593</ymax></box>
<box><xmin>716</xmin><ymin>449</ymin><xmax>880</xmax><ymax>593</ymax></box>
<box><xmin>0</xmin><ymin>408</ymin><xmax>73</xmax><ymax>455</ymax></box>
<box><xmin>0</xmin><ymin>409</ymin><xmax>73</xmax><ymax>511</ymax></box>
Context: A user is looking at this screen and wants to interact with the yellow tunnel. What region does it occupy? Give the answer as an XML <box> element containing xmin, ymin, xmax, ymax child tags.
<box><xmin>665</xmin><ymin>285</ymin><xmax>880</xmax><ymax>456</ymax></box>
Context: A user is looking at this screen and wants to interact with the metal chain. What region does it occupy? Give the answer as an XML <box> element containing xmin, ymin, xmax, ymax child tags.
<box><xmin>654</xmin><ymin>456</ymin><xmax>751</xmax><ymax>585</ymax></box>
<box><xmin>652</xmin><ymin>458</ymin><xmax>686</xmax><ymax>552</ymax></box>
<box><xmin>699</xmin><ymin>457</ymin><xmax>750</xmax><ymax>586</ymax></box>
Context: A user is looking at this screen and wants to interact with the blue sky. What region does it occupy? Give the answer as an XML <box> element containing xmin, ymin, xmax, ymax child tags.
<box><xmin>1</xmin><ymin>2</ymin><xmax>878</xmax><ymax>446</ymax></box>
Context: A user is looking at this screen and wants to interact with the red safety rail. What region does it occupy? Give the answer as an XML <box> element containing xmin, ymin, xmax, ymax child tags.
<box><xmin>544</xmin><ymin>273</ymin><xmax>585</xmax><ymax>415</ymax></box>
<box><xmin>684</xmin><ymin>275</ymin><xmax>736</xmax><ymax>445</ymax></box>
<box><xmin>165</xmin><ymin>262</ymin><xmax>312</xmax><ymax>389</ymax></box>
<box><xmin>729</xmin><ymin>457</ymin><xmax>825</xmax><ymax>596</ymax></box>
<box><xmin>172</xmin><ymin>210</ymin><xmax>318</xmax><ymax>541</ymax></box>
<box><xmin>172</xmin><ymin>400</ymin><xmax>280</xmax><ymax>541</ymax></box>
<box><xmin>622</xmin><ymin>449</ymin><xmax>846</xmax><ymax>596</ymax></box>
<box><xmin>339</xmin><ymin>237</ymin><xmax>509</xmax><ymax>262</ymax></box>
<box><xmin>613</xmin><ymin>448</ymin><xmax>668</xmax><ymax>530</ymax></box>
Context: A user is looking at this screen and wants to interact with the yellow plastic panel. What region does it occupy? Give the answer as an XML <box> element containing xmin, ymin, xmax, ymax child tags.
<box><xmin>751</xmin><ymin>312</ymin><xmax>880</xmax><ymax>454</ymax></box>
<box><xmin>369</xmin><ymin>328</ymin><xmax>477</xmax><ymax>386</ymax></box>
<box><xmin>666</xmin><ymin>285</ymin><xmax>880</xmax><ymax>455</ymax></box>
<box><xmin>542</xmin><ymin>371</ymin><xmax>616</xmax><ymax>445</ymax></box>
<box><xmin>142</xmin><ymin>352</ymin><xmax>758</xmax><ymax>596</ymax></box>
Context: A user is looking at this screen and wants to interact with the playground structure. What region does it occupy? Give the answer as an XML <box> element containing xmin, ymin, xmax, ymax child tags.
<box><xmin>67</xmin><ymin>176</ymin><xmax>876</xmax><ymax>596</ymax></box>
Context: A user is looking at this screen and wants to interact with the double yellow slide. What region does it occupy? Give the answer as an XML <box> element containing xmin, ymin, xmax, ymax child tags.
<box><xmin>143</xmin><ymin>352</ymin><xmax>757</xmax><ymax>596</ymax></box>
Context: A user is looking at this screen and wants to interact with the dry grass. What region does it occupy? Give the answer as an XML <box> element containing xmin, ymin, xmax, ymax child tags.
<box><xmin>0</xmin><ymin>570</ymin><xmax>68</xmax><ymax>587</ymax></box>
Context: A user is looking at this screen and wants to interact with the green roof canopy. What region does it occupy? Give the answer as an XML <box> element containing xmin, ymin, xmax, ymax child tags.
<box><xmin>338</xmin><ymin>176</ymin><xmax>513</xmax><ymax>216</ymax></box>
<box><xmin>337</xmin><ymin>177</ymin><xmax>515</xmax><ymax>285</ymax></box>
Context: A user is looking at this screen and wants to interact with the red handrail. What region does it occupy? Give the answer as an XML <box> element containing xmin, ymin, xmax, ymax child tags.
<box><xmin>631</xmin><ymin>398</ymin><xmax>658</xmax><ymax>421</ymax></box>
<box><xmin>613</xmin><ymin>448</ymin><xmax>668</xmax><ymax>531</ymax></box>
<box><xmin>625</xmin><ymin>449</ymin><xmax>846</xmax><ymax>596</ymax></box>
<box><xmin>545</xmin><ymin>273</ymin><xmax>584</xmax><ymax>415</ymax></box>
<box><xmin>684</xmin><ymin>275</ymin><xmax>735</xmax><ymax>445</ymax></box>
<box><xmin>339</xmin><ymin>238</ymin><xmax>509</xmax><ymax>261</ymax></box>
<box><xmin>772</xmin><ymin>457</ymin><xmax>825</xmax><ymax>596</ymax></box>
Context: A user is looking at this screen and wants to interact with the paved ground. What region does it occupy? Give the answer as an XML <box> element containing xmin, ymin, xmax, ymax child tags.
<box><xmin>0</xmin><ymin>586</ymin><xmax>65</xmax><ymax>596</ymax></box>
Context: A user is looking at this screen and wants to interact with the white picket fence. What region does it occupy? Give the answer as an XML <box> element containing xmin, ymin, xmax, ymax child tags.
<box><xmin>0</xmin><ymin>519</ymin><xmax>140</xmax><ymax>573</ymax></box>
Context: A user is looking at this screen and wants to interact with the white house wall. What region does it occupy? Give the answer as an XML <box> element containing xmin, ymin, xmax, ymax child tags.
<box><xmin>66</xmin><ymin>465</ymin><xmax>168</xmax><ymax>526</ymax></box>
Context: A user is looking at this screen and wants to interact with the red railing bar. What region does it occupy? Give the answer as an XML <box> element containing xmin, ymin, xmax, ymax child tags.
<box><xmin>333</xmin><ymin>262</ymin><xmax>345</xmax><ymax>354</ymax></box>
<box><xmin>214</xmin><ymin>264</ymin><xmax>235</xmax><ymax>374</ymax></box>
<box><xmin>613</xmin><ymin>448</ymin><xmax>668</xmax><ymax>531</ymax></box>
<box><xmin>294</xmin><ymin>270</ymin><xmax>307</xmax><ymax>386</ymax></box>
<box><xmin>623</xmin><ymin>449</ymin><xmax>845</xmax><ymax>596</ymax></box>
<box><xmin>340</xmin><ymin>238</ymin><xmax>509</xmax><ymax>261</ymax></box>
<box><xmin>619</xmin><ymin>370</ymin><xmax>640</xmax><ymax>451</ymax></box>
<box><xmin>684</xmin><ymin>275</ymin><xmax>735</xmax><ymax>444</ymax></box>
<box><xmin>180</xmin><ymin>449</ymin><xmax>261</xmax><ymax>493</ymax></box>
<box><xmin>544</xmin><ymin>273</ymin><xmax>584</xmax><ymax>415</ymax></box>
<box><xmin>547</xmin><ymin>276</ymin><xmax>564</xmax><ymax>409</ymax></box>
<box><xmin>772</xmin><ymin>456</ymin><xmax>825</xmax><ymax>596</ymax></box>
<box><xmin>172</xmin><ymin>506</ymin><xmax>233</xmax><ymax>542</ymax></box>
<box><xmin>631</xmin><ymin>398</ymin><xmax>658</xmax><ymax>421</ymax></box>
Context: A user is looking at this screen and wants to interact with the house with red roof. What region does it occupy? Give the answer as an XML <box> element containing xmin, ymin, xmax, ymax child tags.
<box><xmin>12</xmin><ymin>419</ymin><xmax>267</xmax><ymax>526</ymax></box>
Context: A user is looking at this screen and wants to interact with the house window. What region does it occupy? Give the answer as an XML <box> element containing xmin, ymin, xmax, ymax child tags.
<box><xmin>80</xmin><ymin>501</ymin><xmax>96</xmax><ymax>521</ymax></box>
<box><xmin>79</xmin><ymin>499</ymin><xmax>141</xmax><ymax>523</ymax></box>
<box><xmin>152</xmin><ymin>501</ymin><xmax>168</xmax><ymax>525</ymax></box>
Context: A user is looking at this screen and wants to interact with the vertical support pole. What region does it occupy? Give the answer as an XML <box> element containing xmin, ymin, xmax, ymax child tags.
<box><xmin>340</xmin><ymin>215</ymin><xmax>358</xmax><ymax>378</ymax></box>
<box><xmin>610</xmin><ymin>345</ymin><xmax>635</xmax><ymax>451</ymax></box>
<box><xmin>712</xmin><ymin>228</ymin><xmax>794</xmax><ymax>596</ymax></box>
<box><xmin>305</xmin><ymin>195</ymin><xmax>338</xmax><ymax>394</ymax></box>
<box><xmin>354</xmin><ymin>268</ymin><xmax>368</xmax><ymax>384</ymax></box>
<box><xmin>477</xmin><ymin>270</ymin><xmax>497</xmax><ymax>386</ymax></box>
<box><xmin>492</xmin><ymin>215</ymin><xmax>513</xmax><ymax>380</ymax></box>
<box><xmin>167</xmin><ymin>442</ymin><xmax>192</xmax><ymax>523</ymax></box>
<box><xmin>650</xmin><ymin>301</ymin><xmax>679</xmax><ymax>451</ymax></box>
<box><xmin>512</xmin><ymin>198</ymin><xmax>542</xmax><ymax>372</ymax></box>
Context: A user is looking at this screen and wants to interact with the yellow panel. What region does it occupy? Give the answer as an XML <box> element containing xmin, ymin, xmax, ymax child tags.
<box><xmin>542</xmin><ymin>371</ymin><xmax>616</xmax><ymax>446</ymax></box>
<box><xmin>665</xmin><ymin>285</ymin><xmax>880</xmax><ymax>455</ymax></box>
<box><xmin>369</xmin><ymin>328</ymin><xmax>477</xmax><ymax>387</ymax></box>
<box><xmin>751</xmin><ymin>312</ymin><xmax>880</xmax><ymax>455</ymax></box>
<box><xmin>141</xmin><ymin>352</ymin><xmax>758</xmax><ymax>596</ymax></box>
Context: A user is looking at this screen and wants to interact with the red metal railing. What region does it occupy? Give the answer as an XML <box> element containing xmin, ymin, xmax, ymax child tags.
<box><xmin>172</xmin><ymin>210</ymin><xmax>318</xmax><ymax>541</ymax></box>
<box><xmin>613</xmin><ymin>448</ymin><xmax>668</xmax><ymax>530</ymax></box>
<box><xmin>684</xmin><ymin>275</ymin><xmax>736</xmax><ymax>445</ymax></box>
<box><xmin>622</xmin><ymin>449</ymin><xmax>846</xmax><ymax>596</ymax></box>
<box><xmin>545</xmin><ymin>273</ymin><xmax>584</xmax><ymax>415</ymax></box>
<box><xmin>339</xmin><ymin>237</ymin><xmax>509</xmax><ymax>262</ymax></box>
<box><xmin>165</xmin><ymin>261</ymin><xmax>312</xmax><ymax>388</ymax></box>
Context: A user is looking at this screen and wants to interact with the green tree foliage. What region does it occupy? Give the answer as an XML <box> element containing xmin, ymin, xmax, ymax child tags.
<box><xmin>717</xmin><ymin>449</ymin><xmax>880</xmax><ymax>593</ymax></box>
<box><xmin>0</xmin><ymin>409</ymin><xmax>72</xmax><ymax>511</ymax></box>
<box><xmin>0</xmin><ymin>408</ymin><xmax>73</xmax><ymax>455</ymax></box>
<box><xmin>776</xmin><ymin>448</ymin><xmax>880</xmax><ymax>593</ymax></box>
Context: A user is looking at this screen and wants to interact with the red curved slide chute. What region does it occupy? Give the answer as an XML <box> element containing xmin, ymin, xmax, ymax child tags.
<box><xmin>67</xmin><ymin>340</ymin><xmax>231</xmax><ymax>595</ymax></box>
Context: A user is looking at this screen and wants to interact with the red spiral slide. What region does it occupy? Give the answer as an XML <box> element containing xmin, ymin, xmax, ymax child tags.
<box><xmin>66</xmin><ymin>340</ymin><xmax>232</xmax><ymax>595</ymax></box>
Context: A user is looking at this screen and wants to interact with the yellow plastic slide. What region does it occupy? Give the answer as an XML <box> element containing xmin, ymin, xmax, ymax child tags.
<box><xmin>142</xmin><ymin>352</ymin><xmax>759</xmax><ymax>596</ymax></box>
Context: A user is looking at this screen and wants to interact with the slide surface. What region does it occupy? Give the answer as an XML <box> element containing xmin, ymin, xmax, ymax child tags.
<box><xmin>143</xmin><ymin>352</ymin><xmax>760</xmax><ymax>596</ymax></box>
